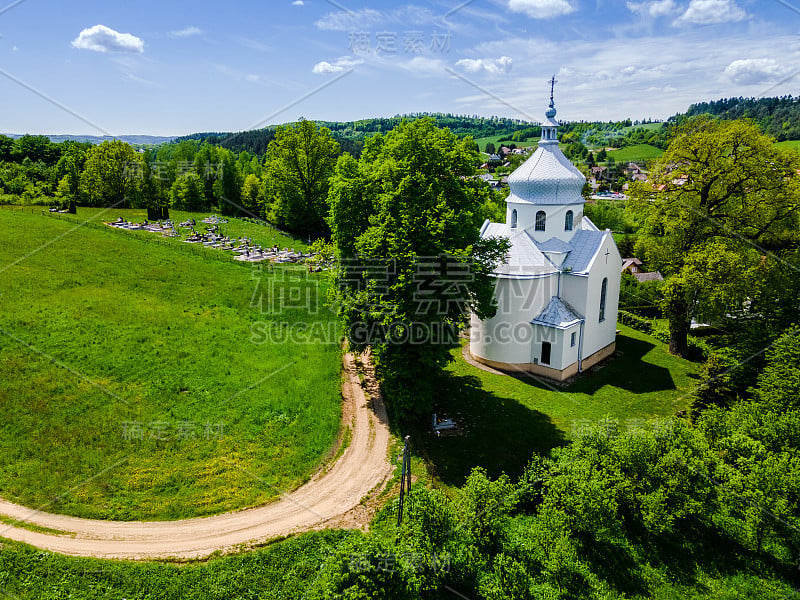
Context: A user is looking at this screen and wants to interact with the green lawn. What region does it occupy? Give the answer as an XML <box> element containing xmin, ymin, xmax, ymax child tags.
<box><xmin>0</xmin><ymin>209</ymin><xmax>341</xmax><ymax>520</ymax></box>
<box><xmin>39</xmin><ymin>206</ymin><xmax>311</xmax><ymax>253</ymax></box>
<box><xmin>473</xmin><ymin>134</ymin><xmax>538</xmax><ymax>153</ymax></box>
<box><xmin>775</xmin><ymin>139</ymin><xmax>800</xmax><ymax>152</ymax></box>
<box><xmin>606</xmin><ymin>144</ymin><xmax>664</xmax><ymax>162</ymax></box>
<box><xmin>417</xmin><ymin>324</ymin><xmax>699</xmax><ymax>485</ymax></box>
<box><xmin>621</xmin><ymin>122</ymin><xmax>665</xmax><ymax>133</ymax></box>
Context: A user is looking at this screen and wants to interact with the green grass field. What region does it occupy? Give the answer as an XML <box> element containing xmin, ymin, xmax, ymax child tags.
<box><xmin>775</xmin><ymin>139</ymin><xmax>800</xmax><ymax>152</ymax></box>
<box><xmin>606</xmin><ymin>144</ymin><xmax>664</xmax><ymax>162</ymax></box>
<box><xmin>621</xmin><ymin>122</ymin><xmax>665</xmax><ymax>133</ymax></box>
<box><xmin>418</xmin><ymin>325</ymin><xmax>699</xmax><ymax>485</ymax></box>
<box><xmin>0</xmin><ymin>208</ymin><xmax>341</xmax><ymax>520</ymax></box>
<box><xmin>473</xmin><ymin>134</ymin><xmax>538</xmax><ymax>153</ymax></box>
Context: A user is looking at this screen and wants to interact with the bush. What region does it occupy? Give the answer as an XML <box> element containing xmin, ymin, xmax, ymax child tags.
<box><xmin>618</xmin><ymin>309</ymin><xmax>653</xmax><ymax>334</ymax></box>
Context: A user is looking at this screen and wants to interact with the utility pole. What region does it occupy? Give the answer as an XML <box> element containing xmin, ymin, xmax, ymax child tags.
<box><xmin>396</xmin><ymin>435</ymin><xmax>412</xmax><ymax>527</ymax></box>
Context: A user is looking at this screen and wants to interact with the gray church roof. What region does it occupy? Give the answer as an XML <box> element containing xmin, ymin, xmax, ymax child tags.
<box><xmin>531</xmin><ymin>296</ymin><xmax>583</xmax><ymax>329</ymax></box>
<box><xmin>537</xmin><ymin>237</ymin><xmax>573</xmax><ymax>254</ymax></box>
<box><xmin>480</xmin><ymin>217</ymin><xmax>609</xmax><ymax>278</ymax></box>
<box><xmin>481</xmin><ymin>222</ymin><xmax>556</xmax><ymax>276</ymax></box>
<box><xmin>505</xmin><ymin>98</ymin><xmax>586</xmax><ymax>206</ymax></box>
<box><xmin>560</xmin><ymin>229</ymin><xmax>606</xmax><ymax>273</ymax></box>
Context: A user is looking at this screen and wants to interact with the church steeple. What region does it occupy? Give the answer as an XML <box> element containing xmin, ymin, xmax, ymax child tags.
<box><xmin>540</xmin><ymin>75</ymin><xmax>559</xmax><ymax>144</ymax></box>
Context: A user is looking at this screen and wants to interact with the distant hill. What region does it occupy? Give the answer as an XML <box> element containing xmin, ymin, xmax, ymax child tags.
<box><xmin>20</xmin><ymin>96</ymin><xmax>798</xmax><ymax>157</ymax></box>
<box><xmin>2</xmin><ymin>133</ymin><xmax>177</xmax><ymax>146</ymax></box>
<box><xmin>174</xmin><ymin>114</ymin><xmax>538</xmax><ymax>157</ymax></box>
<box><xmin>681</xmin><ymin>95</ymin><xmax>800</xmax><ymax>141</ymax></box>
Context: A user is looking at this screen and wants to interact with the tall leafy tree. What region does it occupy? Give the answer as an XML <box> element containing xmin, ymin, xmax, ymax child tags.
<box><xmin>629</xmin><ymin>117</ymin><xmax>800</xmax><ymax>356</ymax></box>
<box><xmin>264</xmin><ymin>119</ymin><xmax>339</xmax><ymax>236</ymax></box>
<box><xmin>329</xmin><ymin>119</ymin><xmax>508</xmax><ymax>419</ymax></box>
<box><xmin>170</xmin><ymin>172</ymin><xmax>205</xmax><ymax>211</ymax></box>
<box><xmin>80</xmin><ymin>140</ymin><xmax>142</xmax><ymax>207</ymax></box>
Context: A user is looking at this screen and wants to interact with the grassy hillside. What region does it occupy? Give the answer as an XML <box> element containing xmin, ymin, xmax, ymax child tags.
<box><xmin>775</xmin><ymin>139</ymin><xmax>800</xmax><ymax>151</ymax></box>
<box><xmin>606</xmin><ymin>144</ymin><xmax>664</xmax><ymax>162</ymax></box>
<box><xmin>0</xmin><ymin>209</ymin><xmax>340</xmax><ymax>520</ymax></box>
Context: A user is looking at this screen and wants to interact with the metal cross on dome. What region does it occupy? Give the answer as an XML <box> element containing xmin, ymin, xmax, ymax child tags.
<box><xmin>549</xmin><ymin>75</ymin><xmax>558</xmax><ymax>107</ymax></box>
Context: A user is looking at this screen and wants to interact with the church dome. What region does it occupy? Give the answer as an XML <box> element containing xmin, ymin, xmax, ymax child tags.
<box><xmin>506</xmin><ymin>96</ymin><xmax>586</xmax><ymax>206</ymax></box>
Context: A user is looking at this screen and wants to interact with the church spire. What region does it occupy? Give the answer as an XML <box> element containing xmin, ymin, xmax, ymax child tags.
<box><xmin>541</xmin><ymin>75</ymin><xmax>559</xmax><ymax>142</ymax></box>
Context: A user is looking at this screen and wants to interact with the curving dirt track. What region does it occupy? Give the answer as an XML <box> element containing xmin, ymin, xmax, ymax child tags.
<box><xmin>0</xmin><ymin>353</ymin><xmax>393</xmax><ymax>560</ymax></box>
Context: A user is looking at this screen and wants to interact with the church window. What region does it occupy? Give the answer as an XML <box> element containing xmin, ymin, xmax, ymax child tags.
<box><xmin>565</xmin><ymin>210</ymin><xmax>573</xmax><ymax>231</ymax></box>
<box><xmin>535</xmin><ymin>211</ymin><xmax>546</xmax><ymax>231</ymax></box>
<box><xmin>570</xmin><ymin>332</ymin><xmax>576</xmax><ymax>347</ymax></box>
<box><xmin>599</xmin><ymin>277</ymin><xmax>608</xmax><ymax>322</ymax></box>
<box><xmin>511</xmin><ymin>209</ymin><xmax>517</xmax><ymax>229</ymax></box>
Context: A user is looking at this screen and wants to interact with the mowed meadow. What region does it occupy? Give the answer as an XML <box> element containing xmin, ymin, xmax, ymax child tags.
<box><xmin>0</xmin><ymin>208</ymin><xmax>342</xmax><ymax>520</ymax></box>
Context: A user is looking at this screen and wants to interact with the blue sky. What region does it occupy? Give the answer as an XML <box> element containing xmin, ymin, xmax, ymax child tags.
<box><xmin>1</xmin><ymin>0</ymin><xmax>798</xmax><ymax>135</ymax></box>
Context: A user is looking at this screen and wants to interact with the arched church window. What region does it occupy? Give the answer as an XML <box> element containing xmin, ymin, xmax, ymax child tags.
<box><xmin>535</xmin><ymin>211</ymin><xmax>546</xmax><ymax>231</ymax></box>
<box><xmin>510</xmin><ymin>209</ymin><xmax>517</xmax><ymax>229</ymax></box>
<box><xmin>599</xmin><ymin>277</ymin><xmax>608</xmax><ymax>322</ymax></box>
<box><xmin>565</xmin><ymin>210</ymin><xmax>573</xmax><ymax>231</ymax></box>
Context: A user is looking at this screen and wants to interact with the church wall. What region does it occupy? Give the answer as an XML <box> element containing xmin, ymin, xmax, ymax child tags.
<box><xmin>506</xmin><ymin>201</ymin><xmax>584</xmax><ymax>243</ymax></box>
<box><xmin>560</xmin><ymin>273</ymin><xmax>588</xmax><ymax>317</ymax></box>
<box><xmin>557</xmin><ymin>322</ymin><xmax>582</xmax><ymax>369</ymax></box>
<box><xmin>580</xmin><ymin>232</ymin><xmax>622</xmax><ymax>359</ymax></box>
<box><xmin>470</xmin><ymin>274</ymin><xmax>558</xmax><ymax>365</ymax></box>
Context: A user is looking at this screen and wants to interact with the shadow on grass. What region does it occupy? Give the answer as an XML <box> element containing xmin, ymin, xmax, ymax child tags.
<box><xmin>562</xmin><ymin>333</ymin><xmax>677</xmax><ymax>395</ymax></box>
<box><xmin>413</xmin><ymin>371</ymin><xmax>568</xmax><ymax>486</ymax></box>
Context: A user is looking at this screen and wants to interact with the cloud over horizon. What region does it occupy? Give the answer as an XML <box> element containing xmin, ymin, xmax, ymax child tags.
<box><xmin>723</xmin><ymin>58</ymin><xmax>790</xmax><ymax>85</ymax></box>
<box><xmin>71</xmin><ymin>24</ymin><xmax>144</xmax><ymax>53</ymax></box>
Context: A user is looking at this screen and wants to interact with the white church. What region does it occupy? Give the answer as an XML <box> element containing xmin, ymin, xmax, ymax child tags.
<box><xmin>470</xmin><ymin>88</ymin><xmax>622</xmax><ymax>381</ymax></box>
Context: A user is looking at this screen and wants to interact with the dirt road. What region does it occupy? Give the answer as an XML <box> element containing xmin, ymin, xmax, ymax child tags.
<box><xmin>0</xmin><ymin>353</ymin><xmax>394</xmax><ymax>560</ymax></box>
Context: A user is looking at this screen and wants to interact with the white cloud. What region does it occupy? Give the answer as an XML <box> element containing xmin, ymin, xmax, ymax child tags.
<box><xmin>11</xmin><ymin>45</ymin><xmax>18</xmax><ymax>52</ymax></box>
<box><xmin>396</xmin><ymin>56</ymin><xmax>446</xmax><ymax>75</ymax></box>
<box><xmin>508</xmin><ymin>0</ymin><xmax>575</xmax><ymax>19</ymax></box>
<box><xmin>456</xmin><ymin>56</ymin><xmax>513</xmax><ymax>74</ymax></box>
<box><xmin>292</xmin><ymin>0</ymin><xmax>304</xmax><ymax>5</ymax></box>
<box><xmin>723</xmin><ymin>58</ymin><xmax>790</xmax><ymax>85</ymax></box>
<box><xmin>170</xmin><ymin>26</ymin><xmax>202</xmax><ymax>38</ymax></box>
<box><xmin>312</xmin><ymin>56</ymin><xmax>363</xmax><ymax>74</ymax></box>
<box><xmin>71</xmin><ymin>25</ymin><xmax>144</xmax><ymax>53</ymax></box>
<box><xmin>675</xmin><ymin>0</ymin><xmax>747</xmax><ymax>25</ymax></box>
<box><xmin>626</xmin><ymin>0</ymin><xmax>679</xmax><ymax>18</ymax></box>
<box><xmin>315</xmin><ymin>8</ymin><xmax>382</xmax><ymax>31</ymax></box>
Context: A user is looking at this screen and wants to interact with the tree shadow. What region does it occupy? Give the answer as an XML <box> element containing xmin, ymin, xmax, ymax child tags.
<box><xmin>412</xmin><ymin>371</ymin><xmax>567</xmax><ymax>486</ymax></box>
<box><xmin>559</xmin><ymin>333</ymin><xmax>677</xmax><ymax>395</ymax></box>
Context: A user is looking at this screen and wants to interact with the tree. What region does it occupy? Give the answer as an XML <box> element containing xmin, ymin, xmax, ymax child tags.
<box><xmin>485</xmin><ymin>142</ymin><xmax>496</xmax><ymax>155</ymax></box>
<box><xmin>328</xmin><ymin>119</ymin><xmax>508</xmax><ymax>419</ymax></box>
<box><xmin>629</xmin><ymin>117</ymin><xmax>800</xmax><ymax>356</ymax></box>
<box><xmin>170</xmin><ymin>172</ymin><xmax>205</xmax><ymax>211</ymax></box>
<box><xmin>240</xmin><ymin>173</ymin><xmax>262</xmax><ymax>215</ymax></box>
<box><xmin>212</xmin><ymin>151</ymin><xmax>240</xmax><ymax>215</ymax></box>
<box><xmin>264</xmin><ymin>119</ymin><xmax>339</xmax><ymax>236</ymax></box>
<box><xmin>80</xmin><ymin>140</ymin><xmax>142</xmax><ymax>207</ymax></box>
